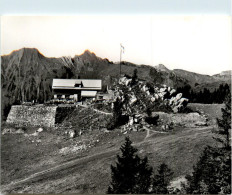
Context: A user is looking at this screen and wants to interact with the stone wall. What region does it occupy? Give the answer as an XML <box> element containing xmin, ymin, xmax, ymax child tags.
<box><xmin>6</xmin><ymin>105</ymin><xmax>58</xmax><ymax>127</ymax></box>
<box><xmin>152</xmin><ymin>112</ymin><xmax>208</xmax><ymax>127</ymax></box>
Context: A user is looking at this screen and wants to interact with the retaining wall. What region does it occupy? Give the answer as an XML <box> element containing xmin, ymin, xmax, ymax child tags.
<box><xmin>153</xmin><ymin>112</ymin><xmax>207</xmax><ymax>127</ymax></box>
<box><xmin>6</xmin><ymin>105</ymin><xmax>75</xmax><ymax>127</ymax></box>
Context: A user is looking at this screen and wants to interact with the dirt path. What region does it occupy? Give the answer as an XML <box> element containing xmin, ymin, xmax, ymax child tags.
<box><xmin>144</xmin><ymin>126</ymin><xmax>150</xmax><ymax>140</ymax></box>
<box><xmin>2</xmin><ymin>133</ymin><xmax>154</xmax><ymax>192</ymax></box>
<box><xmin>79</xmin><ymin>104</ymin><xmax>112</xmax><ymax>115</ymax></box>
<box><xmin>92</xmin><ymin>108</ymin><xmax>112</xmax><ymax>115</ymax></box>
<box><xmin>1</xmin><ymin>126</ymin><xmax>213</xmax><ymax>193</ymax></box>
<box><xmin>1</xmin><ymin>138</ymin><xmax>148</xmax><ymax>192</ymax></box>
<box><xmin>144</xmin><ymin>126</ymin><xmax>168</xmax><ymax>140</ymax></box>
<box><xmin>1</xmin><ymin>147</ymin><xmax>119</xmax><ymax>193</ymax></box>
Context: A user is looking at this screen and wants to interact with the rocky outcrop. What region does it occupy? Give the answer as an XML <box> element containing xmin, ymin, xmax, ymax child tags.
<box><xmin>106</xmin><ymin>76</ymin><xmax>191</xmax><ymax>132</ymax></box>
<box><xmin>116</xmin><ymin>75</ymin><xmax>189</xmax><ymax>114</ymax></box>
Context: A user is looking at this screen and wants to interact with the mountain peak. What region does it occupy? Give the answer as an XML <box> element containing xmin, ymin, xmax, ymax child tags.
<box><xmin>6</xmin><ymin>47</ymin><xmax>44</xmax><ymax>59</ymax></box>
<box><xmin>214</xmin><ymin>70</ymin><xmax>231</xmax><ymax>76</ymax></box>
<box><xmin>76</xmin><ymin>50</ymin><xmax>98</xmax><ymax>62</ymax></box>
<box><xmin>155</xmin><ymin>64</ymin><xmax>170</xmax><ymax>72</ymax></box>
<box><xmin>81</xmin><ymin>50</ymin><xmax>96</xmax><ymax>57</ymax></box>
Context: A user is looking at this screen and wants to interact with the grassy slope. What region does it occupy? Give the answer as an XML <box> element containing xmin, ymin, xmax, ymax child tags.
<box><xmin>2</xmin><ymin>127</ymin><xmax>216</xmax><ymax>194</ymax></box>
<box><xmin>1</xmin><ymin>104</ymin><xmax>222</xmax><ymax>194</ymax></box>
<box><xmin>187</xmin><ymin>103</ymin><xmax>224</xmax><ymax>124</ymax></box>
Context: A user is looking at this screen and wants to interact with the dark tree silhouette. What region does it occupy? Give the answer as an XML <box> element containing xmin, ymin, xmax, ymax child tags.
<box><xmin>107</xmin><ymin>97</ymin><xmax>123</xmax><ymax>130</ymax></box>
<box><xmin>107</xmin><ymin>137</ymin><xmax>153</xmax><ymax>194</ymax></box>
<box><xmin>216</xmin><ymin>92</ymin><xmax>231</xmax><ymax>149</ymax></box>
<box><xmin>183</xmin><ymin>92</ymin><xmax>231</xmax><ymax>194</ymax></box>
<box><xmin>152</xmin><ymin>163</ymin><xmax>174</xmax><ymax>194</ymax></box>
<box><xmin>176</xmin><ymin>83</ymin><xmax>230</xmax><ymax>104</ymax></box>
<box><xmin>131</xmin><ymin>69</ymin><xmax>138</xmax><ymax>86</ymax></box>
<box><xmin>183</xmin><ymin>146</ymin><xmax>222</xmax><ymax>194</ymax></box>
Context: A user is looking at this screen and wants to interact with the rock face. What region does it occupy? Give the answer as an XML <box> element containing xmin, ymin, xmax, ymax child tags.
<box><xmin>114</xmin><ymin>75</ymin><xmax>189</xmax><ymax>114</ymax></box>
<box><xmin>106</xmin><ymin>75</ymin><xmax>191</xmax><ymax>131</ymax></box>
<box><xmin>6</xmin><ymin>105</ymin><xmax>75</xmax><ymax>127</ymax></box>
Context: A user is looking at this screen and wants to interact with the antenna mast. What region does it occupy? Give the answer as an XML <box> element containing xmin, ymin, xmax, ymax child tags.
<box><xmin>119</xmin><ymin>43</ymin><xmax>124</xmax><ymax>77</ymax></box>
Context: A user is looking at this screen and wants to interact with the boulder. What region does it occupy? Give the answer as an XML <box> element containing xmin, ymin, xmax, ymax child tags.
<box><xmin>134</xmin><ymin>118</ymin><xmax>138</xmax><ymax>123</ymax></box>
<box><xmin>15</xmin><ymin>128</ymin><xmax>25</xmax><ymax>134</ymax></box>
<box><xmin>154</xmin><ymin>94</ymin><xmax>159</xmax><ymax>100</ymax></box>
<box><xmin>158</xmin><ymin>93</ymin><xmax>163</xmax><ymax>98</ymax></box>
<box><xmin>178</xmin><ymin>98</ymin><xmax>189</xmax><ymax>107</ymax></box>
<box><xmin>154</xmin><ymin>86</ymin><xmax>159</xmax><ymax>90</ymax></box>
<box><xmin>151</xmin><ymin>97</ymin><xmax>156</xmax><ymax>102</ymax></box>
<box><xmin>195</xmin><ymin>121</ymin><xmax>207</xmax><ymax>126</ymax></box>
<box><xmin>119</xmin><ymin>77</ymin><xmax>127</xmax><ymax>85</ymax></box>
<box><xmin>161</xmin><ymin>91</ymin><xmax>167</xmax><ymax>97</ymax></box>
<box><xmin>132</xmin><ymin>126</ymin><xmax>138</xmax><ymax>132</ymax></box>
<box><xmin>36</xmin><ymin>128</ymin><xmax>43</xmax><ymax>133</ymax></box>
<box><xmin>129</xmin><ymin>116</ymin><xmax>134</xmax><ymax>126</ymax></box>
<box><xmin>160</xmin><ymin>88</ymin><xmax>167</xmax><ymax>93</ymax></box>
<box><xmin>169</xmin><ymin>96</ymin><xmax>176</xmax><ymax>105</ymax></box>
<box><xmin>142</xmin><ymin>85</ymin><xmax>148</xmax><ymax>92</ymax></box>
<box><xmin>31</xmin><ymin>132</ymin><xmax>39</xmax><ymax>136</ymax></box>
<box><xmin>134</xmin><ymin>114</ymin><xmax>142</xmax><ymax>123</ymax></box>
<box><xmin>161</xmin><ymin>124</ymin><xmax>170</xmax><ymax>131</ymax></box>
<box><xmin>175</xmin><ymin>93</ymin><xmax>182</xmax><ymax>101</ymax></box>
<box><xmin>129</xmin><ymin>95</ymin><xmax>137</xmax><ymax>105</ymax></box>
<box><xmin>151</xmin><ymin>112</ymin><xmax>159</xmax><ymax>118</ymax></box>
<box><xmin>172</xmin><ymin>105</ymin><xmax>184</xmax><ymax>113</ymax></box>
<box><xmin>125</xmin><ymin>79</ymin><xmax>132</xmax><ymax>86</ymax></box>
<box><xmin>170</xmin><ymin>89</ymin><xmax>176</xmax><ymax>96</ymax></box>
<box><xmin>2</xmin><ymin>128</ymin><xmax>14</xmax><ymax>135</ymax></box>
<box><xmin>68</xmin><ymin>129</ymin><xmax>76</xmax><ymax>138</ymax></box>
<box><xmin>172</xmin><ymin>106</ymin><xmax>179</xmax><ymax>113</ymax></box>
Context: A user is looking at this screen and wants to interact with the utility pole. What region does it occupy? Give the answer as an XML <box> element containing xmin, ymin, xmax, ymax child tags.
<box><xmin>119</xmin><ymin>43</ymin><xmax>124</xmax><ymax>77</ymax></box>
<box><xmin>119</xmin><ymin>45</ymin><xmax>122</xmax><ymax>76</ymax></box>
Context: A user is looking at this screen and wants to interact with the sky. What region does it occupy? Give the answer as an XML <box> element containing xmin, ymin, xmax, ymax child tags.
<box><xmin>1</xmin><ymin>15</ymin><xmax>231</xmax><ymax>75</ymax></box>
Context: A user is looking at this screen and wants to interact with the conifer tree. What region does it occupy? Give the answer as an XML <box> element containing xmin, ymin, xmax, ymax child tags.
<box><xmin>152</xmin><ymin>163</ymin><xmax>174</xmax><ymax>194</ymax></box>
<box><xmin>183</xmin><ymin>146</ymin><xmax>222</xmax><ymax>194</ymax></box>
<box><xmin>216</xmin><ymin>92</ymin><xmax>231</xmax><ymax>149</ymax></box>
<box><xmin>107</xmin><ymin>97</ymin><xmax>123</xmax><ymax>129</ymax></box>
<box><xmin>183</xmin><ymin>92</ymin><xmax>231</xmax><ymax>194</ymax></box>
<box><xmin>107</xmin><ymin>137</ymin><xmax>153</xmax><ymax>194</ymax></box>
<box><xmin>131</xmin><ymin>69</ymin><xmax>138</xmax><ymax>86</ymax></box>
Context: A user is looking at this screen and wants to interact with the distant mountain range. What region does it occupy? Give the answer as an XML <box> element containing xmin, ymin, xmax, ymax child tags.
<box><xmin>1</xmin><ymin>48</ymin><xmax>231</xmax><ymax>119</ymax></box>
<box><xmin>154</xmin><ymin>65</ymin><xmax>231</xmax><ymax>92</ymax></box>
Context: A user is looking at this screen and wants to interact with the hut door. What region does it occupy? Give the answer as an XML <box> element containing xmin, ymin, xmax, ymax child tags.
<box><xmin>74</xmin><ymin>94</ymin><xmax>78</xmax><ymax>101</ymax></box>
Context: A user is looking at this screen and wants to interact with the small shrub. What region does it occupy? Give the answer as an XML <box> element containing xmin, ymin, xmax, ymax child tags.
<box><xmin>106</xmin><ymin>122</ymin><xmax>115</xmax><ymax>130</ymax></box>
<box><xmin>118</xmin><ymin>115</ymin><xmax>129</xmax><ymax>126</ymax></box>
<box><xmin>145</xmin><ymin>115</ymin><xmax>159</xmax><ymax>125</ymax></box>
<box><xmin>21</xmin><ymin>126</ymin><xmax>27</xmax><ymax>131</ymax></box>
<box><xmin>146</xmin><ymin>106</ymin><xmax>152</xmax><ymax>117</ymax></box>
